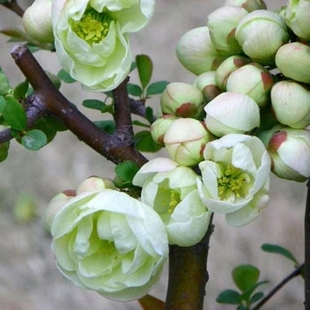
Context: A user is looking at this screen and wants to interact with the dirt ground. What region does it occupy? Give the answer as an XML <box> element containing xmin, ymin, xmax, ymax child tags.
<box><xmin>0</xmin><ymin>0</ymin><xmax>306</xmax><ymax>309</ymax></box>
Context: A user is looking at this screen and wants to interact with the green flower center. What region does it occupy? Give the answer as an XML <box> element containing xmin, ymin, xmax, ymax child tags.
<box><xmin>155</xmin><ymin>185</ymin><xmax>181</xmax><ymax>217</ymax></box>
<box><xmin>217</xmin><ymin>164</ymin><xmax>252</xmax><ymax>200</ymax></box>
<box><xmin>71</xmin><ymin>9</ymin><xmax>113</xmax><ymax>45</ymax></box>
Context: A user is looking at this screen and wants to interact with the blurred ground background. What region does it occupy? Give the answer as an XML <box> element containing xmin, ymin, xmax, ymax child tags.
<box><xmin>0</xmin><ymin>0</ymin><xmax>306</xmax><ymax>309</ymax></box>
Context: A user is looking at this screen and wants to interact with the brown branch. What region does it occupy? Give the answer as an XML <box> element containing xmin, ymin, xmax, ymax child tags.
<box><xmin>252</xmin><ymin>263</ymin><xmax>304</xmax><ymax>310</ymax></box>
<box><xmin>10</xmin><ymin>44</ymin><xmax>147</xmax><ymax>167</ymax></box>
<box><xmin>165</xmin><ymin>215</ymin><xmax>214</xmax><ymax>310</ymax></box>
<box><xmin>1</xmin><ymin>1</ymin><xmax>24</xmax><ymax>17</ymax></box>
<box><xmin>305</xmin><ymin>179</ymin><xmax>310</xmax><ymax>309</ymax></box>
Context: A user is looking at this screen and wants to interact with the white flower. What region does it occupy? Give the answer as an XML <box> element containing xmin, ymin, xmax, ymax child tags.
<box><xmin>198</xmin><ymin>134</ymin><xmax>271</xmax><ymax>226</ymax></box>
<box><xmin>133</xmin><ymin>158</ymin><xmax>211</xmax><ymax>246</ymax></box>
<box><xmin>52</xmin><ymin>0</ymin><xmax>155</xmax><ymax>91</ymax></box>
<box><xmin>47</xmin><ymin>180</ymin><xmax>168</xmax><ymax>301</ymax></box>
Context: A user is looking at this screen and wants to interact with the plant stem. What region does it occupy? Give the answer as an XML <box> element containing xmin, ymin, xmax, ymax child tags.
<box><xmin>10</xmin><ymin>44</ymin><xmax>147</xmax><ymax>167</ymax></box>
<box><xmin>165</xmin><ymin>215</ymin><xmax>214</xmax><ymax>310</ymax></box>
<box><xmin>305</xmin><ymin>180</ymin><xmax>310</xmax><ymax>309</ymax></box>
<box><xmin>1</xmin><ymin>0</ymin><xmax>24</xmax><ymax>17</ymax></box>
<box><xmin>252</xmin><ymin>263</ymin><xmax>304</xmax><ymax>310</ymax></box>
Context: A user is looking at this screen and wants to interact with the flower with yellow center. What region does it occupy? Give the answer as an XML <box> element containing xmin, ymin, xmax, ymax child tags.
<box><xmin>133</xmin><ymin>157</ymin><xmax>211</xmax><ymax>246</ymax></box>
<box><xmin>198</xmin><ymin>134</ymin><xmax>271</xmax><ymax>226</ymax></box>
<box><xmin>52</xmin><ymin>0</ymin><xmax>155</xmax><ymax>91</ymax></box>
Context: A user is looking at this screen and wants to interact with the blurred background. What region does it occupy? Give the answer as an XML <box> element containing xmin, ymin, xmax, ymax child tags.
<box><xmin>0</xmin><ymin>0</ymin><xmax>305</xmax><ymax>309</ymax></box>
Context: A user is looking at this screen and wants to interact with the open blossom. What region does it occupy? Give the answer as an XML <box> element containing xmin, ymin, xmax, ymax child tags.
<box><xmin>133</xmin><ymin>158</ymin><xmax>211</xmax><ymax>246</ymax></box>
<box><xmin>45</xmin><ymin>177</ymin><xmax>168</xmax><ymax>301</ymax></box>
<box><xmin>52</xmin><ymin>0</ymin><xmax>155</xmax><ymax>91</ymax></box>
<box><xmin>198</xmin><ymin>134</ymin><xmax>271</xmax><ymax>226</ymax></box>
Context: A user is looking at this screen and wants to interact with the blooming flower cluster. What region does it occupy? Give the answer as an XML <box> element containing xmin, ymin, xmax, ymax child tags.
<box><xmin>23</xmin><ymin>0</ymin><xmax>155</xmax><ymax>91</ymax></box>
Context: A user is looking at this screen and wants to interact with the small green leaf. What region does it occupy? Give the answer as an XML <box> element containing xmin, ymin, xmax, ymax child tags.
<box><xmin>130</xmin><ymin>61</ymin><xmax>137</xmax><ymax>73</ymax></box>
<box><xmin>136</xmin><ymin>54</ymin><xmax>153</xmax><ymax>89</ymax></box>
<box><xmin>127</xmin><ymin>83</ymin><xmax>143</xmax><ymax>97</ymax></box>
<box><xmin>138</xmin><ymin>294</ymin><xmax>165</xmax><ymax>310</ymax></box>
<box><xmin>0</xmin><ymin>96</ymin><xmax>6</xmax><ymax>112</ymax></box>
<box><xmin>0</xmin><ymin>141</ymin><xmax>9</xmax><ymax>162</ymax></box>
<box><xmin>32</xmin><ymin>118</ymin><xmax>57</xmax><ymax>143</ymax></box>
<box><xmin>261</xmin><ymin>244</ymin><xmax>298</xmax><ymax>264</ymax></box>
<box><xmin>237</xmin><ymin>305</ymin><xmax>248</xmax><ymax>310</ymax></box>
<box><xmin>145</xmin><ymin>106</ymin><xmax>155</xmax><ymax>124</ymax></box>
<box><xmin>57</xmin><ymin>69</ymin><xmax>76</xmax><ymax>83</ymax></box>
<box><xmin>13</xmin><ymin>80</ymin><xmax>29</xmax><ymax>99</ymax></box>
<box><xmin>94</xmin><ymin>120</ymin><xmax>115</xmax><ymax>134</ymax></box>
<box><xmin>233</xmin><ymin>265</ymin><xmax>260</xmax><ymax>292</ymax></box>
<box><xmin>135</xmin><ymin>130</ymin><xmax>162</xmax><ymax>152</ymax></box>
<box><xmin>146</xmin><ymin>81</ymin><xmax>169</xmax><ymax>96</ymax></box>
<box><xmin>83</xmin><ymin>99</ymin><xmax>106</xmax><ymax>111</ymax></box>
<box><xmin>0</xmin><ymin>68</ymin><xmax>10</xmax><ymax>96</ymax></box>
<box><xmin>115</xmin><ymin>161</ymin><xmax>140</xmax><ymax>184</ymax></box>
<box><xmin>241</xmin><ymin>281</ymin><xmax>268</xmax><ymax>301</ymax></box>
<box><xmin>21</xmin><ymin>129</ymin><xmax>47</xmax><ymax>150</ymax></box>
<box><xmin>2</xmin><ymin>96</ymin><xmax>27</xmax><ymax>130</ymax></box>
<box><xmin>0</xmin><ymin>27</ymin><xmax>29</xmax><ymax>41</ymax></box>
<box><xmin>216</xmin><ymin>289</ymin><xmax>241</xmax><ymax>305</ymax></box>
<box><xmin>250</xmin><ymin>291</ymin><xmax>264</xmax><ymax>304</ymax></box>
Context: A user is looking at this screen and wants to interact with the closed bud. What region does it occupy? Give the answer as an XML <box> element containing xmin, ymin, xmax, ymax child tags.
<box><xmin>207</xmin><ymin>6</ymin><xmax>248</xmax><ymax>55</ymax></box>
<box><xmin>224</xmin><ymin>0</ymin><xmax>267</xmax><ymax>12</ymax></box>
<box><xmin>235</xmin><ymin>10</ymin><xmax>289</xmax><ymax>65</ymax></box>
<box><xmin>160</xmin><ymin>82</ymin><xmax>204</xmax><ymax>118</ymax></box>
<box><xmin>150</xmin><ymin>115</ymin><xmax>177</xmax><ymax>145</ymax></box>
<box><xmin>226</xmin><ymin>62</ymin><xmax>273</xmax><ymax>107</ymax></box>
<box><xmin>23</xmin><ymin>0</ymin><xmax>54</xmax><ymax>44</ymax></box>
<box><xmin>260</xmin><ymin>126</ymin><xmax>310</xmax><ymax>182</ymax></box>
<box><xmin>275</xmin><ymin>42</ymin><xmax>310</xmax><ymax>84</ymax></box>
<box><xmin>193</xmin><ymin>72</ymin><xmax>222</xmax><ymax>103</ymax></box>
<box><xmin>205</xmin><ymin>92</ymin><xmax>260</xmax><ymax>137</ymax></box>
<box><xmin>164</xmin><ymin>118</ymin><xmax>213</xmax><ymax>166</ymax></box>
<box><xmin>271</xmin><ymin>80</ymin><xmax>310</xmax><ymax>128</ymax></box>
<box><xmin>215</xmin><ymin>55</ymin><xmax>251</xmax><ymax>90</ymax></box>
<box><xmin>286</xmin><ymin>0</ymin><xmax>310</xmax><ymax>41</ymax></box>
<box><xmin>176</xmin><ymin>26</ymin><xmax>227</xmax><ymax>75</ymax></box>
<box><xmin>76</xmin><ymin>176</ymin><xmax>116</xmax><ymax>194</ymax></box>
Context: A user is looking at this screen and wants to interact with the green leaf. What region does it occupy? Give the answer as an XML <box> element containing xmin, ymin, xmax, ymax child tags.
<box><xmin>21</xmin><ymin>129</ymin><xmax>47</xmax><ymax>150</ymax></box>
<box><xmin>115</xmin><ymin>161</ymin><xmax>140</xmax><ymax>184</ymax></box>
<box><xmin>0</xmin><ymin>68</ymin><xmax>10</xmax><ymax>96</ymax></box>
<box><xmin>233</xmin><ymin>265</ymin><xmax>260</xmax><ymax>292</ymax></box>
<box><xmin>261</xmin><ymin>244</ymin><xmax>298</xmax><ymax>264</ymax></box>
<box><xmin>216</xmin><ymin>289</ymin><xmax>241</xmax><ymax>305</ymax></box>
<box><xmin>94</xmin><ymin>120</ymin><xmax>115</xmax><ymax>134</ymax></box>
<box><xmin>43</xmin><ymin>115</ymin><xmax>67</xmax><ymax>132</ymax></box>
<box><xmin>146</xmin><ymin>81</ymin><xmax>169</xmax><ymax>96</ymax></box>
<box><xmin>138</xmin><ymin>294</ymin><xmax>165</xmax><ymax>310</ymax></box>
<box><xmin>57</xmin><ymin>69</ymin><xmax>76</xmax><ymax>83</ymax></box>
<box><xmin>135</xmin><ymin>130</ymin><xmax>162</xmax><ymax>152</ymax></box>
<box><xmin>0</xmin><ymin>27</ymin><xmax>29</xmax><ymax>41</ymax></box>
<box><xmin>145</xmin><ymin>106</ymin><xmax>155</xmax><ymax>124</ymax></box>
<box><xmin>83</xmin><ymin>99</ymin><xmax>106</xmax><ymax>111</ymax></box>
<box><xmin>127</xmin><ymin>83</ymin><xmax>143</xmax><ymax>97</ymax></box>
<box><xmin>13</xmin><ymin>80</ymin><xmax>29</xmax><ymax>99</ymax></box>
<box><xmin>0</xmin><ymin>96</ymin><xmax>6</xmax><ymax>112</ymax></box>
<box><xmin>237</xmin><ymin>305</ymin><xmax>248</xmax><ymax>310</ymax></box>
<box><xmin>250</xmin><ymin>291</ymin><xmax>264</xmax><ymax>304</ymax></box>
<box><xmin>240</xmin><ymin>281</ymin><xmax>268</xmax><ymax>301</ymax></box>
<box><xmin>136</xmin><ymin>54</ymin><xmax>153</xmax><ymax>89</ymax></box>
<box><xmin>2</xmin><ymin>96</ymin><xmax>27</xmax><ymax>130</ymax></box>
<box><xmin>32</xmin><ymin>118</ymin><xmax>57</xmax><ymax>143</ymax></box>
<box><xmin>130</xmin><ymin>61</ymin><xmax>137</xmax><ymax>73</ymax></box>
<box><xmin>0</xmin><ymin>141</ymin><xmax>9</xmax><ymax>162</ymax></box>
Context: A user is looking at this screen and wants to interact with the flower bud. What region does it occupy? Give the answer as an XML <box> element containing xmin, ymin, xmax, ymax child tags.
<box><xmin>260</xmin><ymin>126</ymin><xmax>310</xmax><ymax>182</ymax></box>
<box><xmin>286</xmin><ymin>0</ymin><xmax>310</xmax><ymax>41</ymax></box>
<box><xmin>271</xmin><ymin>80</ymin><xmax>310</xmax><ymax>128</ymax></box>
<box><xmin>207</xmin><ymin>6</ymin><xmax>248</xmax><ymax>55</ymax></box>
<box><xmin>193</xmin><ymin>72</ymin><xmax>222</xmax><ymax>103</ymax></box>
<box><xmin>235</xmin><ymin>10</ymin><xmax>289</xmax><ymax>65</ymax></box>
<box><xmin>176</xmin><ymin>26</ymin><xmax>227</xmax><ymax>75</ymax></box>
<box><xmin>160</xmin><ymin>82</ymin><xmax>204</xmax><ymax>118</ymax></box>
<box><xmin>76</xmin><ymin>176</ymin><xmax>116</xmax><ymax>194</ymax></box>
<box><xmin>215</xmin><ymin>55</ymin><xmax>251</xmax><ymax>90</ymax></box>
<box><xmin>0</xmin><ymin>68</ymin><xmax>10</xmax><ymax>96</ymax></box>
<box><xmin>205</xmin><ymin>92</ymin><xmax>260</xmax><ymax>137</ymax></box>
<box><xmin>23</xmin><ymin>0</ymin><xmax>54</xmax><ymax>43</ymax></box>
<box><xmin>150</xmin><ymin>115</ymin><xmax>177</xmax><ymax>145</ymax></box>
<box><xmin>224</xmin><ymin>0</ymin><xmax>267</xmax><ymax>12</ymax></box>
<box><xmin>163</xmin><ymin>118</ymin><xmax>213</xmax><ymax>166</ymax></box>
<box><xmin>275</xmin><ymin>42</ymin><xmax>310</xmax><ymax>84</ymax></box>
<box><xmin>226</xmin><ymin>62</ymin><xmax>274</xmax><ymax>107</ymax></box>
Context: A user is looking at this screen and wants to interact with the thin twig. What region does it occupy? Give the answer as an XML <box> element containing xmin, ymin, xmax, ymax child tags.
<box><xmin>252</xmin><ymin>263</ymin><xmax>304</xmax><ymax>310</ymax></box>
<box><xmin>1</xmin><ymin>0</ymin><xmax>24</xmax><ymax>17</ymax></box>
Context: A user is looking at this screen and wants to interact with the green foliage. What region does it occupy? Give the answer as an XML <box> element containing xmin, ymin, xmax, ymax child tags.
<box><xmin>135</xmin><ymin>130</ymin><xmax>162</xmax><ymax>152</ymax></box>
<box><xmin>13</xmin><ymin>80</ymin><xmax>29</xmax><ymax>99</ymax></box>
<box><xmin>127</xmin><ymin>83</ymin><xmax>143</xmax><ymax>97</ymax></box>
<box><xmin>82</xmin><ymin>99</ymin><xmax>114</xmax><ymax>114</ymax></box>
<box><xmin>0</xmin><ymin>67</ymin><xmax>10</xmax><ymax>96</ymax></box>
<box><xmin>2</xmin><ymin>96</ymin><xmax>27</xmax><ymax>130</ymax></box>
<box><xmin>146</xmin><ymin>80</ymin><xmax>169</xmax><ymax>96</ymax></box>
<box><xmin>21</xmin><ymin>129</ymin><xmax>47</xmax><ymax>151</ymax></box>
<box><xmin>136</xmin><ymin>54</ymin><xmax>153</xmax><ymax>90</ymax></box>
<box><xmin>94</xmin><ymin>120</ymin><xmax>115</xmax><ymax>134</ymax></box>
<box><xmin>57</xmin><ymin>69</ymin><xmax>76</xmax><ymax>83</ymax></box>
<box><xmin>216</xmin><ymin>264</ymin><xmax>267</xmax><ymax>310</ymax></box>
<box><xmin>138</xmin><ymin>294</ymin><xmax>165</xmax><ymax>310</ymax></box>
<box><xmin>114</xmin><ymin>161</ymin><xmax>140</xmax><ymax>188</ymax></box>
<box><xmin>261</xmin><ymin>243</ymin><xmax>299</xmax><ymax>265</ymax></box>
<box><xmin>0</xmin><ymin>141</ymin><xmax>9</xmax><ymax>162</ymax></box>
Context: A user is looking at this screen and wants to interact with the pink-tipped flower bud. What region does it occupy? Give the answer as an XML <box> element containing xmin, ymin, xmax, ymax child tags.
<box><xmin>224</xmin><ymin>0</ymin><xmax>267</xmax><ymax>12</ymax></box>
<box><xmin>193</xmin><ymin>72</ymin><xmax>222</xmax><ymax>103</ymax></box>
<box><xmin>150</xmin><ymin>115</ymin><xmax>177</xmax><ymax>145</ymax></box>
<box><xmin>160</xmin><ymin>82</ymin><xmax>204</xmax><ymax>119</ymax></box>
<box><xmin>226</xmin><ymin>62</ymin><xmax>274</xmax><ymax>107</ymax></box>
<box><xmin>76</xmin><ymin>176</ymin><xmax>116</xmax><ymax>194</ymax></box>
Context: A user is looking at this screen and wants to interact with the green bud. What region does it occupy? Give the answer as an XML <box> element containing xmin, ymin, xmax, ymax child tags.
<box><xmin>224</xmin><ymin>0</ymin><xmax>267</xmax><ymax>12</ymax></box>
